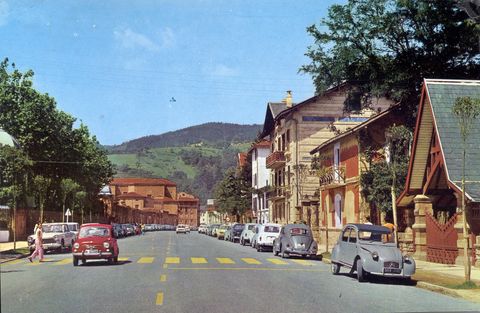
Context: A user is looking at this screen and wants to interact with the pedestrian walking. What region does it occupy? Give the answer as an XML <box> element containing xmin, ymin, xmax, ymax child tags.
<box><xmin>27</xmin><ymin>222</ymin><xmax>44</xmax><ymax>262</ymax></box>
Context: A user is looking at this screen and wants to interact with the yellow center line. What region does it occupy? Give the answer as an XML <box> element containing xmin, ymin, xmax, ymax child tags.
<box><xmin>165</xmin><ymin>257</ymin><xmax>180</xmax><ymax>264</ymax></box>
<box><xmin>241</xmin><ymin>258</ymin><xmax>262</xmax><ymax>265</ymax></box>
<box><xmin>160</xmin><ymin>274</ymin><xmax>167</xmax><ymax>282</ymax></box>
<box><xmin>137</xmin><ymin>257</ymin><xmax>155</xmax><ymax>264</ymax></box>
<box><xmin>267</xmin><ymin>258</ymin><xmax>289</xmax><ymax>265</ymax></box>
<box><xmin>191</xmin><ymin>257</ymin><xmax>207</xmax><ymax>264</ymax></box>
<box><xmin>216</xmin><ymin>257</ymin><xmax>235</xmax><ymax>264</ymax></box>
<box><xmin>168</xmin><ymin>267</ymin><xmax>327</xmax><ymax>272</ymax></box>
<box><xmin>156</xmin><ymin>292</ymin><xmax>164</xmax><ymax>305</ymax></box>
<box><xmin>290</xmin><ymin>259</ymin><xmax>314</xmax><ymax>266</ymax></box>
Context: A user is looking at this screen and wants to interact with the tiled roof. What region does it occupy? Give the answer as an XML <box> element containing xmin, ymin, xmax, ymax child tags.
<box><xmin>110</xmin><ymin>177</ymin><xmax>177</xmax><ymax>186</ymax></box>
<box><xmin>426</xmin><ymin>79</ymin><xmax>480</xmax><ymax>202</ymax></box>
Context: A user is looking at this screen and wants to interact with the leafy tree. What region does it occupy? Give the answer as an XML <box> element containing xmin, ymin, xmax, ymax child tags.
<box><xmin>452</xmin><ymin>95</ymin><xmax>480</xmax><ymax>283</ymax></box>
<box><xmin>214</xmin><ymin>168</ymin><xmax>250</xmax><ymax>221</ymax></box>
<box><xmin>301</xmin><ymin>0</ymin><xmax>480</xmax><ymax>121</ymax></box>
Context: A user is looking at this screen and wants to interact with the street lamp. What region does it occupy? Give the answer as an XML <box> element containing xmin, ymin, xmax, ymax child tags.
<box><xmin>0</xmin><ymin>128</ymin><xmax>21</xmax><ymax>251</ymax></box>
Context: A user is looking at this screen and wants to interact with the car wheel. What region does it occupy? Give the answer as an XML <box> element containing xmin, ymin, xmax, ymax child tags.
<box><xmin>240</xmin><ymin>239</ymin><xmax>244</xmax><ymax>246</ymax></box>
<box><xmin>108</xmin><ymin>258</ymin><xmax>114</xmax><ymax>265</ymax></box>
<box><xmin>273</xmin><ymin>246</ymin><xmax>279</xmax><ymax>256</ymax></box>
<box><xmin>356</xmin><ymin>259</ymin><xmax>366</xmax><ymax>282</ymax></box>
<box><xmin>114</xmin><ymin>256</ymin><xmax>118</xmax><ymax>263</ymax></box>
<box><xmin>73</xmin><ymin>257</ymin><xmax>78</xmax><ymax>267</ymax></box>
<box><xmin>81</xmin><ymin>259</ymin><xmax>86</xmax><ymax>265</ymax></box>
<box><xmin>70</xmin><ymin>240</ymin><xmax>75</xmax><ymax>251</ymax></box>
<box><xmin>331</xmin><ymin>262</ymin><xmax>340</xmax><ymax>275</ymax></box>
<box><xmin>281</xmin><ymin>246</ymin><xmax>289</xmax><ymax>259</ymax></box>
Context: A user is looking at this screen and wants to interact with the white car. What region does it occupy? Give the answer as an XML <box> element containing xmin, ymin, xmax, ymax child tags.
<box><xmin>27</xmin><ymin>223</ymin><xmax>76</xmax><ymax>252</ymax></box>
<box><xmin>176</xmin><ymin>224</ymin><xmax>188</xmax><ymax>234</ymax></box>
<box><xmin>251</xmin><ymin>223</ymin><xmax>281</xmax><ymax>252</ymax></box>
<box><xmin>240</xmin><ymin>223</ymin><xmax>258</xmax><ymax>246</ymax></box>
<box><xmin>198</xmin><ymin>224</ymin><xmax>208</xmax><ymax>234</ymax></box>
<box><xmin>66</xmin><ymin>222</ymin><xmax>80</xmax><ymax>237</ymax></box>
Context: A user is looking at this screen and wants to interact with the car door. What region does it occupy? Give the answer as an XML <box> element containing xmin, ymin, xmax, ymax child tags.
<box><xmin>337</xmin><ymin>227</ymin><xmax>352</xmax><ymax>265</ymax></box>
<box><xmin>344</xmin><ymin>227</ymin><xmax>358</xmax><ymax>266</ymax></box>
<box><xmin>63</xmin><ymin>225</ymin><xmax>73</xmax><ymax>245</ymax></box>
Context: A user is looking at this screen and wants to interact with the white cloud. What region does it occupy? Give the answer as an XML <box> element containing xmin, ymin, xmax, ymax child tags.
<box><xmin>114</xmin><ymin>27</ymin><xmax>160</xmax><ymax>52</ymax></box>
<box><xmin>0</xmin><ymin>1</ymin><xmax>10</xmax><ymax>27</ymax></box>
<box><xmin>210</xmin><ymin>64</ymin><xmax>238</xmax><ymax>77</ymax></box>
<box><xmin>159</xmin><ymin>27</ymin><xmax>175</xmax><ymax>49</ymax></box>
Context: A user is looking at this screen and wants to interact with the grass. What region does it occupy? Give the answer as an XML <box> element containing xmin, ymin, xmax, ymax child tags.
<box><xmin>1</xmin><ymin>247</ymin><xmax>30</xmax><ymax>256</ymax></box>
<box><xmin>413</xmin><ymin>270</ymin><xmax>480</xmax><ymax>290</ymax></box>
<box><xmin>321</xmin><ymin>251</ymin><xmax>331</xmax><ymax>259</ymax></box>
<box><xmin>447</xmin><ymin>281</ymin><xmax>479</xmax><ymax>290</ymax></box>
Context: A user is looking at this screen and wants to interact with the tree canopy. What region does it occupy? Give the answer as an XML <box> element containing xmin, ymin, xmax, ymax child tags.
<box><xmin>0</xmin><ymin>59</ymin><xmax>115</xmax><ymax>214</ymax></box>
<box><xmin>301</xmin><ymin>0</ymin><xmax>480</xmax><ymax>120</ymax></box>
<box><xmin>214</xmin><ymin>168</ymin><xmax>251</xmax><ymax>220</ymax></box>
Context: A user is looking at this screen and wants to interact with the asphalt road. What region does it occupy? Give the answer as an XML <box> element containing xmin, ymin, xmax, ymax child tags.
<box><xmin>1</xmin><ymin>231</ymin><xmax>479</xmax><ymax>313</ymax></box>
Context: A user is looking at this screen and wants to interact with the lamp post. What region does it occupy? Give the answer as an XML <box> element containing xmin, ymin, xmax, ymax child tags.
<box><xmin>0</xmin><ymin>128</ymin><xmax>21</xmax><ymax>251</ymax></box>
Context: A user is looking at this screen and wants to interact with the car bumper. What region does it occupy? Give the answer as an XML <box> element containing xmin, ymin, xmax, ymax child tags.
<box><xmin>73</xmin><ymin>251</ymin><xmax>113</xmax><ymax>259</ymax></box>
<box><xmin>30</xmin><ymin>243</ymin><xmax>62</xmax><ymax>250</ymax></box>
<box><xmin>284</xmin><ymin>247</ymin><xmax>317</xmax><ymax>255</ymax></box>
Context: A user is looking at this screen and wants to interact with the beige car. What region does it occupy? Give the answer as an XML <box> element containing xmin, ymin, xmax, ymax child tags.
<box><xmin>27</xmin><ymin>223</ymin><xmax>77</xmax><ymax>252</ymax></box>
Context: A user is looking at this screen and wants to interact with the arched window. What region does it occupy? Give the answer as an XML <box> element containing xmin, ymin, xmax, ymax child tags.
<box><xmin>335</xmin><ymin>193</ymin><xmax>342</xmax><ymax>228</ymax></box>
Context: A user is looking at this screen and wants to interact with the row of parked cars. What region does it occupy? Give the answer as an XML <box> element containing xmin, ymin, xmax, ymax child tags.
<box><xmin>199</xmin><ymin>222</ymin><xmax>416</xmax><ymax>282</ymax></box>
<box><xmin>199</xmin><ymin>222</ymin><xmax>318</xmax><ymax>258</ymax></box>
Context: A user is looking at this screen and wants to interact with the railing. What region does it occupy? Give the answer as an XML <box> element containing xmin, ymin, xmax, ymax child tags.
<box><xmin>317</xmin><ymin>165</ymin><xmax>346</xmax><ymax>185</ymax></box>
<box><xmin>267</xmin><ymin>186</ymin><xmax>288</xmax><ymax>200</ymax></box>
<box><xmin>266</xmin><ymin>151</ymin><xmax>286</xmax><ymax>169</ymax></box>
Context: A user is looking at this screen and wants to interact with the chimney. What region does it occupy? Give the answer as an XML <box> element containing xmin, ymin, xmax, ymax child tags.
<box><xmin>285</xmin><ymin>90</ymin><xmax>293</xmax><ymax>108</ymax></box>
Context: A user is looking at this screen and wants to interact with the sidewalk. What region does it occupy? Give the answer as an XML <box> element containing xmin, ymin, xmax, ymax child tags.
<box><xmin>0</xmin><ymin>241</ymin><xmax>29</xmax><ymax>264</ymax></box>
<box><xmin>317</xmin><ymin>244</ymin><xmax>480</xmax><ymax>303</ymax></box>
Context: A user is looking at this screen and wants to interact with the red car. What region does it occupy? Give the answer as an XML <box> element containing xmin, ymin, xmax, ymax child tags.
<box><xmin>72</xmin><ymin>223</ymin><xmax>119</xmax><ymax>266</ymax></box>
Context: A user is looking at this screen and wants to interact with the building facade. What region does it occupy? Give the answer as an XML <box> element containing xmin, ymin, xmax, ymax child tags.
<box><xmin>249</xmin><ymin>140</ymin><xmax>271</xmax><ymax>223</ymax></box>
<box><xmin>177</xmin><ymin>192</ymin><xmax>200</xmax><ymax>227</ymax></box>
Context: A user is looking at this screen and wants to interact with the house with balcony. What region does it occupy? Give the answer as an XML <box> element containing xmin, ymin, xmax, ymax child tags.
<box><xmin>249</xmin><ymin>140</ymin><xmax>271</xmax><ymax>223</ymax></box>
<box><xmin>177</xmin><ymin>192</ymin><xmax>200</xmax><ymax>227</ymax></box>
<box><xmin>309</xmin><ymin>105</ymin><xmax>406</xmax><ymax>250</ymax></box>
<box><xmin>260</xmin><ymin>87</ymin><xmax>393</xmax><ymax>233</ymax></box>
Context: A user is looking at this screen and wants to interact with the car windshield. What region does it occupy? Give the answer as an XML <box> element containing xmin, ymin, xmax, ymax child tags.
<box><xmin>290</xmin><ymin>228</ymin><xmax>308</xmax><ymax>235</ymax></box>
<box><xmin>68</xmin><ymin>224</ymin><xmax>78</xmax><ymax>231</ymax></box>
<box><xmin>359</xmin><ymin>230</ymin><xmax>395</xmax><ymax>243</ymax></box>
<box><xmin>79</xmin><ymin>227</ymin><xmax>110</xmax><ymax>238</ymax></box>
<box><xmin>264</xmin><ymin>226</ymin><xmax>279</xmax><ymax>233</ymax></box>
<box><xmin>42</xmin><ymin>225</ymin><xmax>63</xmax><ymax>233</ymax></box>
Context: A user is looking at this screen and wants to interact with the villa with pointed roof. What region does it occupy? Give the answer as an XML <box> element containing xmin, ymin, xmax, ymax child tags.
<box><xmin>398</xmin><ymin>79</ymin><xmax>480</xmax><ymax>265</ymax></box>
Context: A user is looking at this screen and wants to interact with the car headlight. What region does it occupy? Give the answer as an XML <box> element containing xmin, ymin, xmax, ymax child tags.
<box><xmin>371</xmin><ymin>251</ymin><xmax>379</xmax><ymax>261</ymax></box>
<box><xmin>403</xmin><ymin>255</ymin><xmax>412</xmax><ymax>263</ymax></box>
<box><xmin>103</xmin><ymin>242</ymin><xmax>110</xmax><ymax>249</ymax></box>
<box><xmin>74</xmin><ymin>243</ymin><xmax>79</xmax><ymax>249</ymax></box>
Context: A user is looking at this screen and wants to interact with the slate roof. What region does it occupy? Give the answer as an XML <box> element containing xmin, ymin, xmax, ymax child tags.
<box><xmin>426</xmin><ymin>79</ymin><xmax>480</xmax><ymax>202</ymax></box>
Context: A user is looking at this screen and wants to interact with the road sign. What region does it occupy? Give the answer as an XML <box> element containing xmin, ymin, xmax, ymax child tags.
<box><xmin>65</xmin><ymin>209</ymin><xmax>72</xmax><ymax>216</ymax></box>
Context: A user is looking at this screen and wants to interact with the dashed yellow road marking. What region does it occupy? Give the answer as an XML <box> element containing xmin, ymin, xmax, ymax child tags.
<box><xmin>290</xmin><ymin>259</ymin><xmax>314</xmax><ymax>266</ymax></box>
<box><xmin>165</xmin><ymin>257</ymin><xmax>180</xmax><ymax>264</ymax></box>
<box><xmin>53</xmin><ymin>258</ymin><xmax>72</xmax><ymax>265</ymax></box>
<box><xmin>160</xmin><ymin>274</ymin><xmax>167</xmax><ymax>282</ymax></box>
<box><xmin>191</xmin><ymin>257</ymin><xmax>207</xmax><ymax>264</ymax></box>
<box><xmin>267</xmin><ymin>258</ymin><xmax>289</xmax><ymax>265</ymax></box>
<box><xmin>137</xmin><ymin>257</ymin><xmax>154</xmax><ymax>264</ymax></box>
<box><xmin>241</xmin><ymin>258</ymin><xmax>262</xmax><ymax>265</ymax></box>
<box><xmin>216</xmin><ymin>258</ymin><xmax>235</xmax><ymax>264</ymax></box>
<box><xmin>27</xmin><ymin>258</ymin><xmax>53</xmax><ymax>265</ymax></box>
<box><xmin>118</xmin><ymin>257</ymin><xmax>129</xmax><ymax>261</ymax></box>
<box><xmin>156</xmin><ymin>292</ymin><xmax>164</xmax><ymax>305</ymax></box>
<box><xmin>169</xmin><ymin>267</ymin><xmax>327</xmax><ymax>272</ymax></box>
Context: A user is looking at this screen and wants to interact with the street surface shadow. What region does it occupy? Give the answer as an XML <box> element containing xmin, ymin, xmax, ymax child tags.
<box><xmin>336</xmin><ymin>272</ymin><xmax>416</xmax><ymax>286</ymax></box>
<box><xmin>283</xmin><ymin>255</ymin><xmax>323</xmax><ymax>262</ymax></box>
<box><xmin>80</xmin><ymin>260</ymin><xmax>132</xmax><ymax>267</ymax></box>
<box><xmin>0</xmin><ymin>270</ymin><xmax>25</xmax><ymax>273</ymax></box>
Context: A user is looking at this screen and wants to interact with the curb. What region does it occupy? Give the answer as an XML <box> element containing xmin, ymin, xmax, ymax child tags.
<box><xmin>0</xmin><ymin>252</ymin><xmax>30</xmax><ymax>264</ymax></box>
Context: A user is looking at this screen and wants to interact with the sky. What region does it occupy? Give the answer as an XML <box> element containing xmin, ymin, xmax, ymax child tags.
<box><xmin>0</xmin><ymin>0</ymin><xmax>343</xmax><ymax>145</ymax></box>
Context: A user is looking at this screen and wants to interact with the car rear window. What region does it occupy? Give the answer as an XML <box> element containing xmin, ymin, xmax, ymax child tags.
<box><xmin>79</xmin><ymin>227</ymin><xmax>110</xmax><ymax>238</ymax></box>
<box><xmin>264</xmin><ymin>226</ymin><xmax>279</xmax><ymax>233</ymax></box>
<box><xmin>233</xmin><ymin>224</ymin><xmax>244</xmax><ymax>230</ymax></box>
<box><xmin>290</xmin><ymin>228</ymin><xmax>308</xmax><ymax>235</ymax></box>
<box><xmin>43</xmin><ymin>225</ymin><xmax>63</xmax><ymax>233</ymax></box>
<box><xmin>247</xmin><ymin>225</ymin><xmax>255</xmax><ymax>230</ymax></box>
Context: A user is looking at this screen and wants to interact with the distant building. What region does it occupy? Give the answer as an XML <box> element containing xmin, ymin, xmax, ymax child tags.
<box><xmin>177</xmin><ymin>192</ymin><xmax>200</xmax><ymax>227</ymax></box>
<box><xmin>249</xmin><ymin>140</ymin><xmax>271</xmax><ymax>223</ymax></box>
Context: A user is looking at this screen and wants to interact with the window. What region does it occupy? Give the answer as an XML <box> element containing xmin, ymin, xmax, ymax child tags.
<box><xmin>342</xmin><ymin>229</ymin><xmax>350</xmax><ymax>242</ymax></box>
<box><xmin>335</xmin><ymin>193</ymin><xmax>342</xmax><ymax>228</ymax></box>
<box><xmin>348</xmin><ymin>229</ymin><xmax>357</xmax><ymax>243</ymax></box>
<box><xmin>302</xmin><ymin>116</ymin><xmax>336</xmax><ymax>122</ymax></box>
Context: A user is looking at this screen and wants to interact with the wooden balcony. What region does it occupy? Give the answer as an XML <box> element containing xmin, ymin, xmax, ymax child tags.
<box><xmin>317</xmin><ymin>165</ymin><xmax>346</xmax><ymax>186</ymax></box>
<box><xmin>266</xmin><ymin>151</ymin><xmax>286</xmax><ymax>169</ymax></box>
<box><xmin>267</xmin><ymin>186</ymin><xmax>287</xmax><ymax>200</ymax></box>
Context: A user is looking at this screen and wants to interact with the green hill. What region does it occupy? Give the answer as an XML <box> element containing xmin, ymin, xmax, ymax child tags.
<box><xmin>107</xmin><ymin>123</ymin><xmax>259</xmax><ymax>202</ymax></box>
<box><xmin>108</xmin><ymin>122</ymin><xmax>261</xmax><ymax>153</ymax></box>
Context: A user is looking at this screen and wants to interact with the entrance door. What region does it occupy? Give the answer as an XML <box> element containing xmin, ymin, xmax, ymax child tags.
<box><xmin>335</xmin><ymin>193</ymin><xmax>342</xmax><ymax>228</ymax></box>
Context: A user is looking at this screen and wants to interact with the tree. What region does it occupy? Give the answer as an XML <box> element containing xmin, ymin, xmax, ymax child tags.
<box><xmin>214</xmin><ymin>168</ymin><xmax>250</xmax><ymax>221</ymax></box>
<box><xmin>301</xmin><ymin>0</ymin><xmax>480</xmax><ymax>121</ymax></box>
<box><xmin>452</xmin><ymin>95</ymin><xmax>480</xmax><ymax>283</ymax></box>
<box><xmin>60</xmin><ymin>178</ymin><xmax>80</xmax><ymax>222</ymax></box>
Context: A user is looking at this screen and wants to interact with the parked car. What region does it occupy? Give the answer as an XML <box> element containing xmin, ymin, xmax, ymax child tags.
<box><xmin>331</xmin><ymin>223</ymin><xmax>416</xmax><ymax>282</ymax></box>
<box><xmin>198</xmin><ymin>224</ymin><xmax>208</xmax><ymax>234</ymax></box>
<box><xmin>124</xmin><ymin>224</ymin><xmax>135</xmax><ymax>236</ymax></box>
<box><xmin>273</xmin><ymin>224</ymin><xmax>317</xmax><ymax>259</ymax></box>
<box><xmin>184</xmin><ymin>225</ymin><xmax>191</xmax><ymax>233</ymax></box>
<box><xmin>210</xmin><ymin>224</ymin><xmax>221</xmax><ymax>237</ymax></box>
<box><xmin>252</xmin><ymin>223</ymin><xmax>281</xmax><ymax>252</ymax></box>
<box><xmin>176</xmin><ymin>224</ymin><xmax>188</xmax><ymax>234</ymax></box>
<box><xmin>66</xmin><ymin>222</ymin><xmax>80</xmax><ymax>237</ymax></box>
<box><xmin>72</xmin><ymin>223</ymin><xmax>119</xmax><ymax>266</ymax></box>
<box><xmin>227</xmin><ymin>223</ymin><xmax>244</xmax><ymax>242</ymax></box>
<box><xmin>27</xmin><ymin>223</ymin><xmax>76</xmax><ymax>253</ymax></box>
<box><xmin>216</xmin><ymin>225</ymin><xmax>228</xmax><ymax>240</ymax></box>
<box><xmin>240</xmin><ymin>223</ymin><xmax>257</xmax><ymax>246</ymax></box>
<box><xmin>224</xmin><ymin>225</ymin><xmax>233</xmax><ymax>241</ymax></box>
<box><xmin>112</xmin><ymin>224</ymin><xmax>124</xmax><ymax>238</ymax></box>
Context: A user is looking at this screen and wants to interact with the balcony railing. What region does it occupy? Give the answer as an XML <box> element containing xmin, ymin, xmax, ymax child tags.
<box><xmin>318</xmin><ymin>165</ymin><xmax>346</xmax><ymax>186</ymax></box>
<box><xmin>266</xmin><ymin>151</ymin><xmax>286</xmax><ymax>169</ymax></box>
<box><xmin>267</xmin><ymin>186</ymin><xmax>288</xmax><ymax>200</ymax></box>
